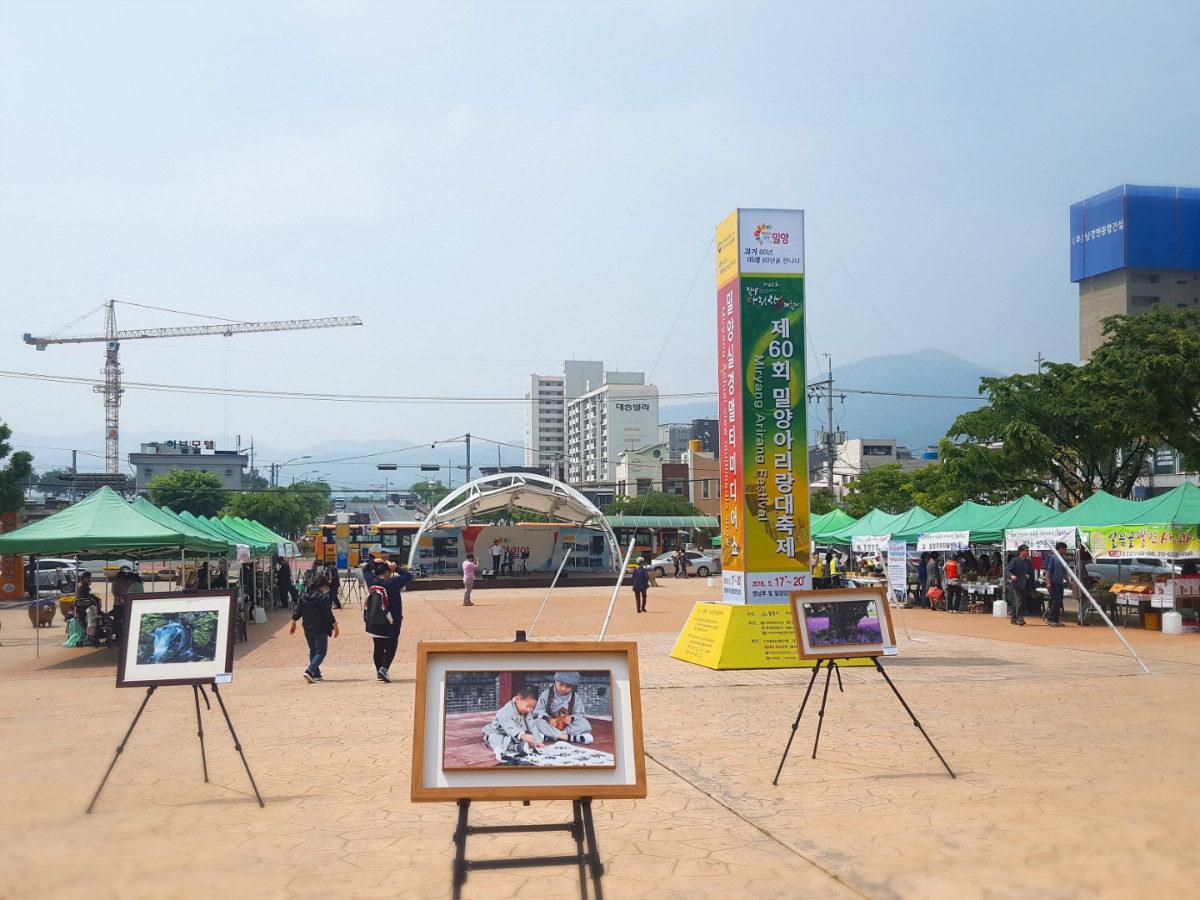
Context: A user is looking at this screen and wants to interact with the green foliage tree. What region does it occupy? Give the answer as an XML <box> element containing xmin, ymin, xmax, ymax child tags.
<box><xmin>287</xmin><ymin>480</ymin><xmax>331</xmax><ymax>522</ymax></box>
<box><xmin>843</xmin><ymin>464</ymin><xmax>915</xmax><ymax>518</ymax></box>
<box><xmin>0</xmin><ymin>421</ymin><xmax>34</xmax><ymax>513</ymax></box>
<box><xmin>241</xmin><ymin>469</ymin><xmax>269</xmax><ymax>491</ymax></box>
<box><xmin>1088</xmin><ymin>305</ymin><xmax>1200</xmax><ymax>470</ymax></box>
<box><xmin>809</xmin><ymin>488</ymin><xmax>839</xmax><ymax>516</ymax></box>
<box><xmin>602</xmin><ymin>491</ymin><xmax>702</xmax><ymax>517</ymax></box>
<box><xmin>147</xmin><ymin>468</ymin><xmax>226</xmax><ymax>518</ymax></box>
<box><xmin>225</xmin><ymin>488</ymin><xmax>311</xmax><ymax>538</ymax></box>
<box><xmin>948</xmin><ymin>360</ymin><xmax>1152</xmax><ymax>506</ymax></box>
<box><xmin>410</xmin><ymin>480</ymin><xmax>451</xmax><ymax>507</ymax></box>
<box><xmin>37</xmin><ymin>467</ymin><xmax>74</xmax><ymax>495</ymax></box>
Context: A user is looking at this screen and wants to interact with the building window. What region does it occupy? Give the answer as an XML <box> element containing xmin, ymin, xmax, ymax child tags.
<box><xmin>636</xmin><ymin>479</ymin><xmax>652</xmax><ymax>496</ymax></box>
<box><xmin>701</xmin><ymin>478</ymin><xmax>711</xmax><ymax>500</ymax></box>
<box><xmin>862</xmin><ymin>445</ymin><xmax>893</xmax><ymax>456</ymax></box>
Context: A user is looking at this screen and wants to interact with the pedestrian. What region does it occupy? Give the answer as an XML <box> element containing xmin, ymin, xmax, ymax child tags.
<box><xmin>631</xmin><ymin>559</ymin><xmax>650</xmax><ymax>613</ymax></box>
<box><xmin>328</xmin><ymin>564</ymin><xmax>342</xmax><ymax>610</ymax></box>
<box><xmin>289</xmin><ymin>572</ymin><xmax>339</xmax><ymax>682</ymax></box>
<box><xmin>926</xmin><ymin>553</ymin><xmax>943</xmax><ymax>609</ymax></box>
<box><xmin>275</xmin><ymin>557</ymin><xmax>298</xmax><ymax>609</ymax></box>
<box><xmin>1005</xmin><ymin>544</ymin><xmax>1035</xmax><ymax>626</ymax></box>
<box><xmin>944</xmin><ymin>553</ymin><xmax>962</xmax><ymax>613</ymax></box>
<box><xmin>462</xmin><ymin>554</ymin><xmax>477</xmax><ymax>606</ymax></box>
<box><xmin>364</xmin><ymin>560</ymin><xmax>413</xmax><ymax>683</ymax></box>
<box><xmin>679</xmin><ymin>551</ymin><xmax>691</xmax><ymax>578</ymax></box>
<box><xmin>672</xmin><ymin>548</ymin><xmax>682</xmax><ymax>578</ymax></box>
<box><xmin>490</xmin><ymin>539</ymin><xmax>503</xmax><ymax>575</ymax></box>
<box><xmin>1044</xmin><ymin>542</ymin><xmax>1068</xmax><ymax>627</ymax></box>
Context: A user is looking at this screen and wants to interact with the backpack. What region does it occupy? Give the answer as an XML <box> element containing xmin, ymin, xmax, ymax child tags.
<box><xmin>364</xmin><ymin>584</ymin><xmax>391</xmax><ymax>628</ymax></box>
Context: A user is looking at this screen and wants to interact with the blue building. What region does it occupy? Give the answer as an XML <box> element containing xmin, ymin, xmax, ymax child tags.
<box><xmin>1071</xmin><ymin>185</ymin><xmax>1200</xmax><ymax>359</ymax></box>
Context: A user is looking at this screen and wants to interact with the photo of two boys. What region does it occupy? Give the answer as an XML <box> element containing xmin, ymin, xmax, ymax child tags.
<box><xmin>442</xmin><ymin>670</ymin><xmax>617</xmax><ymax>769</ymax></box>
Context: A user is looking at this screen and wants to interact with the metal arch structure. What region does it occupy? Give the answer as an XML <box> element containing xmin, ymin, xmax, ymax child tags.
<box><xmin>404</xmin><ymin>473</ymin><xmax>620</xmax><ymax>571</ymax></box>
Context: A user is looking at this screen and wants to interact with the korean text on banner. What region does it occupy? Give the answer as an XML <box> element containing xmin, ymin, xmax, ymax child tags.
<box><xmin>717</xmin><ymin>208</ymin><xmax>809</xmax><ymax>605</ymax></box>
<box><xmin>886</xmin><ymin>540</ymin><xmax>907</xmax><ymax>604</ymax></box>
<box><xmin>1084</xmin><ymin>524</ymin><xmax>1200</xmax><ymax>559</ymax></box>
<box><xmin>916</xmin><ymin>531</ymin><xmax>970</xmax><ymax>553</ymax></box>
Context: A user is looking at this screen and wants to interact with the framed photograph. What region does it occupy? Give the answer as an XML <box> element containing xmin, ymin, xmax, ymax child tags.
<box><xmin>116</xmin><ymin>590</ymin><xmax>237</xmax><ymax>688</ymax></box>
<box><xmin>412</xmin><ymin>641</ymin><xmax>646</xmax><ymax>802</ymax></box>
<box><xmin>788</xmin><ymin>586</ymin><xmax>897</xmax><ymax>660</ymax></box>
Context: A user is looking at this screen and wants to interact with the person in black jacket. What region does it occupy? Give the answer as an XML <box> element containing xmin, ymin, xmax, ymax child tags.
<box><xmin>364</xmin><ymin>560</ymin><xmax>413</xmax><ymax>683</ymax></box>
<box><xmin>289</xmin><ymin>573</ymin><xmax>339</xmax><ymax>682</ymax></box>
<box><xmin>1005</xmin><ymin>544</ymin><xmax>1035</xmax><ymax>626</ymax></box>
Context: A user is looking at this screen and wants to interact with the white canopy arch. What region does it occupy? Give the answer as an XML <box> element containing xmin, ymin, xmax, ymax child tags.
<box><xmin>404</xmin><ymin>472</ymin><xmax>620</xmax><ymax>570</ymax></box>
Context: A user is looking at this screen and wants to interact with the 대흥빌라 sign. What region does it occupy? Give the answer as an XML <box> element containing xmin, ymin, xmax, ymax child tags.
<box><xmin>716</xmin><ymin>208</ymin><xmax>809</xmax><ymax>604</ymax></box>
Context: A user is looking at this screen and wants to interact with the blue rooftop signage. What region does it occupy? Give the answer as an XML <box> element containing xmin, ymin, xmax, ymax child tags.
<box><xmin>1070</xmin><ymin>184</ymin><xmax>1200</xmax><ymax>282</ymax></box>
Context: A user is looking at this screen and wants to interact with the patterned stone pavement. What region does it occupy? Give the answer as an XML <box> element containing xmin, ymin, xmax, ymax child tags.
<box><xmin>0</xmin><ymin>578</ymin><xmax>1196</xmax><ymax>899</ymax></box>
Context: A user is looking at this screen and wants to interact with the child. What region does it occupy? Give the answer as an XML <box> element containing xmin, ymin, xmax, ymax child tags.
<box><xmin>289</xmin><ymin>573</ymin><xmax>339</xmax><ymax>682</ymax></box>
<box><xmin>482</xmin><ymin>686</ymin><xmax>545</xmax><ymax>762</ymax></box>
<box><xmin>531</xmin><ymin>671</ymin><xmax>593</xmax><ymax>744</ymax></box>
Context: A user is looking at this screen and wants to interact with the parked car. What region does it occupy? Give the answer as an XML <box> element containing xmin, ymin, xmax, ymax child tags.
<box><xmin>24</xmin><ymin>558</ymin><xmax>86</xmax><ymax>590</ymax></box>
<box><xmin>1085</xmin><ymin>557</ymin><xmax>1196</xmax><ymax>582</ymax></box>
<box><xmin>649</xmin><ymin>550</ymin><xmax>721</xmax><ymax>577</ymax></box>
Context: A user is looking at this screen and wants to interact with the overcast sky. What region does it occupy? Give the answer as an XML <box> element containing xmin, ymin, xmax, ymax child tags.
<box><xmin>2</xmin><ymin>1</ymin><xmax>1197</xmax><ymax>470</ymax></box>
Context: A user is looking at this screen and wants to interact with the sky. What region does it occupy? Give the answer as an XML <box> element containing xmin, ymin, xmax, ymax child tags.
<box><xmin>2</xmin><ymin>0</ymin><xmax>1198</xmax><ymax>474</ymax></box>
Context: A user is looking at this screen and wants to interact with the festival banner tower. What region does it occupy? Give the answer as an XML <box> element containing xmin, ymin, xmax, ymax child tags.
<box><xmin>716</xmin><ymin>208</ymin><xmax>810</xmax><ymax>604</ymax></box>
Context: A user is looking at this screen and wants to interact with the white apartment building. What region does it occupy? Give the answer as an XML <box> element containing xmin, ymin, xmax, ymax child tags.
<box><xmin>566</xmin><ymin>375</ymin><xmax>658</xmax><ymax>485</ymax></box>
<box><xmin>523</xmin><ymin>361</ymin><xmax>604</xmax><ymax>476</ymax></box>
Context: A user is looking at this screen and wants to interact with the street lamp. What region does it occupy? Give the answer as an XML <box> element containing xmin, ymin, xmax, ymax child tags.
<box><xmin>271</xmin><ymin>455</ymin><xmax>311</xmax><ymax>487</ymax></box>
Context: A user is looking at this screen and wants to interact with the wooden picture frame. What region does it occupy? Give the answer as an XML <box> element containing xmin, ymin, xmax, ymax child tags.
<box><xmin>116</xmin><ymin>590</ymin><xmax>237</xmax><ymax>687</ymax></box>
<box><xmin>412</xmin><ymin>641</ymin><xmax>647</xmax><ymax>802</ymax></box>
<box><xmin>788</xmin><ymin>586</ymin><xmax>898</xmax><ymax>660</ymax></box>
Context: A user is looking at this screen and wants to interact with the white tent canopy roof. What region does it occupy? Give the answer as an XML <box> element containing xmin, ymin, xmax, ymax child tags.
<box><xmin>405</xmin><ymin>473</ymin><xmax>620</xmax><ymax>568</ymax></box>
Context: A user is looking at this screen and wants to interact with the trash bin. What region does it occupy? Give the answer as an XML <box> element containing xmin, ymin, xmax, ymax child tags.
<box><xmin>1162</xmin><ymin>610</ymin><xmax>1183</xmax><ymax>635</ymax></box>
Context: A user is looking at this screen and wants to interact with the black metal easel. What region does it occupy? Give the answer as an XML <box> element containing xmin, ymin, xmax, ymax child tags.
<box><xmin>87</xmin><ymin>682</ymin><xmax>265</xmax><ymax>813</ymax></box>
<box><xmin>773</xmin><ymin>657</ymin><xmax>955</xmax><ymax>784</ymax></box>
<box><xmin>451</xmin><ymin>797</ymin><xmax>604</xmax><ymax>899</ymax></box>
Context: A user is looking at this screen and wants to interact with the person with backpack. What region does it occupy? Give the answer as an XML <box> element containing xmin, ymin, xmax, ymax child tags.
<box><xmin>289</xmin><ymin>572</ymin><xmax>338</xmax><ymax>683</ymax></box>
<box><xmin>364</xmin><ymin>560</ymin><xmax>412</xmax><ymax>683</ymax></box>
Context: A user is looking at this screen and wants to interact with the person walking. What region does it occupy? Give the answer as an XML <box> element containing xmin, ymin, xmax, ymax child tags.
<box><xmin>462</xmin><ymin>554</ymin><xmax>478</xmax><ymax>606</ymax></box>
<box><xmin>275</xmin><ymin>557</ymin><xmax>298</xmax><ymax>609</ymax></box>
<box><xmin>672</xmin><ymin>549</ymin><xmax>682</xmax><ymax>578</ymax></box>
<box><xmin>328</xmin><ymin>564</ymin><xmax>342</xmax><ymax>610</ymax></box>
<box><xmin>925</xmin><ymin>553</ymin><xmax>943</xmax><ymax>609</ymax></box>
<box><xmin>1005</xmin><ymin>544</ymin><xmax>1035</xmax><ymax>626</ymax></box>
<box><xmin>289</xmin><ymin>572</ymin><xmax>339</xmax><ymax>682</ymax></box>
<box><xmin>631</xmin><ymin>559</ymin><xmax>650</xmax><ymax>613</ymax></box>
<box><xmin>1044</xmin><ymin>542</ymin><xmax>1068</xmax><ymax>627</ymax></box>
<box><xmin>364</xmin><ymin>560</ymin><xmax>412</xmax><ymax>683</ymax></box>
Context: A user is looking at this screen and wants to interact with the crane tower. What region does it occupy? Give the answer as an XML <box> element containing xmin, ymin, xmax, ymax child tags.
<box><xmin>25</xmin><ymin>300</ymin><xmax>362</xmax><ymax>475</ymax></box>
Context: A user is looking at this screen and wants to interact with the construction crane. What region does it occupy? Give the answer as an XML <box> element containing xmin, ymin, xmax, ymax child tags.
<box><xmin>24</xmin><ymin>299</ymin><xmax>363</xmax><ymax>475</ymax></box>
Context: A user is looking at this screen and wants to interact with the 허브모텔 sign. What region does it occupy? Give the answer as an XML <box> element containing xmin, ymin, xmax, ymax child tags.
<box><xmin>716</xmin><ymin>209</ymin><xmax>811</xmax><ymax>604</ymax></box>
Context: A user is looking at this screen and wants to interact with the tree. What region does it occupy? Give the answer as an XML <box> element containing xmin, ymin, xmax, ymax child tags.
<box><xmin>843</xmin><ymin>464</ymin><xmax>917</xmax><ymax>518</ymax></box>
<box><xmin>225</xmin><ymin>488</ymin><xmax>311</xmax><ymax>538</ymax></box>
<box><xmin>287</xmin><ymin>480</ymin><xmax>331</xmax><ymax>523</ymax></box>
<box><xmin>0</xmin><ymin>421</ymin><xmax>34</xmax><ymax>513</ymax></box>
<box><xmin>147</xmin><ymin>468</ymin><xmax>226</xmax><ymax>518</ymax></box>
<box><xmin>1088</xmin><ymin>305</ymin><xmax>1200</xmax><ymax>470</ymax></box>
<box><xmin>241</xmin><ymin>469</ymin><xmax>269</xmax><ymax>491</ymax></box>
<box><xmin>809</xmin><ymin>488</ymin><xmax>839</xmax><ymax>516</ymax></box>
<box><xmin>603</xmin><ymin>491</ymin><xmax>702</xmax><ymax>517</ymax></box>
<box><xmin>948</xmin><ymin>361</ymin><xmax>1152</xmax><ymax>506</ymax></box>
<box><xmin>37</xmin><ymin>467</ymin><xmax>74</xmax><ymax>496</ymax></box>
<box><xmin>410</xmin><ymin>480</ymin><xmax>451</xmax><ymax>507</ymax></box>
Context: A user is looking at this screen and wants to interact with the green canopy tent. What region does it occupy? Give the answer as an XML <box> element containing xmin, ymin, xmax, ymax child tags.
<box><xmin>823</xmin><ymin>507</ymin><xmax>935</xmax><ymax>547</ymax></box>
<box><xmin>968</xmin><ymin>495</ymin><xmax>1061</xmax><ymax>544</ymax></box>
<box><xmin>892</xmin><ymin>500</ymin><xmax>1007</xmax><ymax>548</ymax></box>
<box><xmin>223</xmin><ymin>516</ymin><xmax>299</xmax><ymax>557</ymax></box>
<box><xmin>809</xmin><ymin>508</ymin><xmax>857</xmax><ymax>541</ymax></box>
<box><xmin>1128</xmin><ymin>481</ymin><xmax>1200</xmax><ymax>525</ymax></box>
<box><xmin>0</xmin><ymin>486</ymin><xmax>228</xmax><ymax>558</ymax></box>
<box><xmin>130</xmin><ymin>497</ymin><xmax>236</xmax><ymax>556</ymax></box>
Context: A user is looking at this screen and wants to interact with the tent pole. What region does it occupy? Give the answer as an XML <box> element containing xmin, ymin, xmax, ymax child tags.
<box><xmin>1052</xmin><ymin>547</ymin><xmax>1151</xmax><ymax>675</ymax></box>
<box><xmin>527</xmin><ymin>540</ymin><xmax>575</xmax><ymax>638</ymax></box>
<box><xmin>598</xmin><ymin>539</ymin><xmax>638</xmax><ymax>641</ymax></box>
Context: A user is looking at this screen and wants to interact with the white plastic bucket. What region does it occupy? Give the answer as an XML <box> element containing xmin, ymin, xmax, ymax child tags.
<box><xmin>993</xmin><ymin>599</ymin><xmax>1007</xmax><ymax>618</ymax></box>
<box><xmin>1163</xmin><ymin>610</ymin><xmax>1183</xmax><ymax>635</ymax></box>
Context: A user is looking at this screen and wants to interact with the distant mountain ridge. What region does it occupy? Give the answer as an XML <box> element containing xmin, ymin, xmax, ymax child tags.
<box><xmin>661</xmin><ymin>348</ymin><xmax>1004</xmax><ymax>451</ymax></box>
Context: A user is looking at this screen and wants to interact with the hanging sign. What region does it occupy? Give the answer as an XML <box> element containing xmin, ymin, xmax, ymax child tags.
<box><xmin>852</xmin><ymin>533</ymin><xmax>892</xmax><ymax>552</ymax></box>
<box><xmin>1083</xmin><ymin>524</ymin><xmax>1200</xmax><ymax>559</ymax></box>
<box><xmin>1004</xmin><ymin>526</ymin><xmax>1079</xmax><ymax>551</ymax></box>
<box><xmin>916</xmin><ymin>531</ymin><xmax>970</xmax><ymax>552</ymax></box>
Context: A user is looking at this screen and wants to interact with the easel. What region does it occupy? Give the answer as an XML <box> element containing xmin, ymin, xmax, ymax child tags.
<box><xmin>451</xmin><ymin>797</ymin><xmax>604</xmax><ymax>899</ymax></box>
<box><xmin>344</xmin><ymin>567</ymin><xmax>366</xmax><ymax>608</ymax></box>
<box><xmin>88</xmin><ymin>682</ymin><xmax>265</xmax><ymax>813</ymax></box>
<box><xmin>773</xmin><ymin>657</ymin><xmax>956</xmax><ymax>784</ymax></box>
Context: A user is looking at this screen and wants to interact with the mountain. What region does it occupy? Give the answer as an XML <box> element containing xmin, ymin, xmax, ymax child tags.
<box><xmin>660</xmin><ymin>349</ymin><xmax>1005</xmax><ymax>452</ymax></box>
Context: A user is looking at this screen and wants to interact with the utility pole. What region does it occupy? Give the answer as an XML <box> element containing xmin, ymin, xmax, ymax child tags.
<box><xmin>465</xmin><ymin>432</ymin><xmax>471</xmax><ymax>483</ymax></box>
<box><xmin>807</xmin><ymin>355</ymin><xmax>845</xmax><ymax>496</ymax></box>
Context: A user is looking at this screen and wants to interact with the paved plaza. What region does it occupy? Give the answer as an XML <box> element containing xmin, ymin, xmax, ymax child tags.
<box><xmin>1</xmin><ymin>578</ymin><xmax>1197</xmax><ymax>899</ymax></box>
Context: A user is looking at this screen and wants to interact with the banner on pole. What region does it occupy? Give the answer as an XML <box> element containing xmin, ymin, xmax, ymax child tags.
<box><xmin>716</xmin><ymin>208</ymin><xmax>809</xmax><ymax>604</ymax></box>
<box><xmin>1083</xmin><ymin>524</ymin><xmax>1200</xmax><ymax>559</ymax></box>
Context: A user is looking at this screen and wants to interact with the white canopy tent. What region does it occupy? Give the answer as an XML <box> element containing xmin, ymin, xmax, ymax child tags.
<box><xmin>404</xmin><ymin>473</ymin><xmax>621</xmax><ymax>570</ymax></box>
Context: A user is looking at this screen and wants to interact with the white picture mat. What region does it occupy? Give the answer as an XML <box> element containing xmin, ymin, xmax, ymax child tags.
<box><xmin>420</xmin><ymin>650</ymin><xmax>639</xmax><ymax>792</ymax></box>
<box><xmin>795</xmin><ymin>590</ymin><xmax>898</xmax><ymax>658</ymax></box>
<box><xmin>119</xmin><ymin>593</ymin><xmax>233</xmax><ymax>684</ymax></box>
